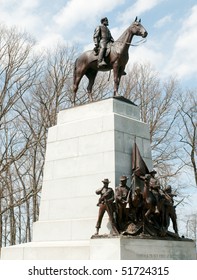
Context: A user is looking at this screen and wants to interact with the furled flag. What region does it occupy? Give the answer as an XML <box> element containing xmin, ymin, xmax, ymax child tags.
<box><xmin>131</xmin><ymin>142</ymin><xmax>149</xmax><ymax>177</ymax></box>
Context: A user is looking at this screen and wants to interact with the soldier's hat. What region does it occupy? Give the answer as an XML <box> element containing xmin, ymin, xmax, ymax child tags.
<box><xmin>164</xmin><ymin>185</ymin><xmax>172</xmax><ymax>192</ymax></box>
<box><xmin>120</xmin><ymin>175</ymin><xmax>128</xmax><ymax>181</ymax></box>
<box><xmin>102</xmin><ymin>178</ymin><xmax>110</xmax><ymax>184</ymax></box>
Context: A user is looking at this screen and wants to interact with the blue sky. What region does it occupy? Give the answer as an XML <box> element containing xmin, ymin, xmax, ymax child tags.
<box><xmin>0</xmin><ymin>0</ymin><xmax>197</xmax><ymax>89</ymax></box>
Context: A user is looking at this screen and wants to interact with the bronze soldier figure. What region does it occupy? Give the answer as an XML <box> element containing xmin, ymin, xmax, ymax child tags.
<box><xmin>95</xmin><ymin>178</ymin><xmax>118</xmax><ymax>235</ymax></box>
<box><xmin>148</xmin><ymin>170</ymin><xmax>164</xmax><ymax>214</ymax></box>
<box><xmin>93</xmin><ymin>17</ymin><xmax>114</xmax><ymax>67</ymax></box>
<box><xmin>163</xmin><ymin>185</ymin><xmax>178</xmax><ymax>234</ymax></box>
<box><xmin>115</xmin><ymin>175</ymin><xmax>131</xmax><ymax>229</ymax></box>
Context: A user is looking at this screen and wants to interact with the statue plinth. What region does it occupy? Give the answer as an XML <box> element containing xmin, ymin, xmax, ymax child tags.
<box><xmin>90</xmin><ymin>236</ymin><xmax>196</xmax><ymax>260</ymax></box>
<box><xmin>1</xmin><ymin>97</ymin><xmax>196</xmax><ymax>260</ymax></box>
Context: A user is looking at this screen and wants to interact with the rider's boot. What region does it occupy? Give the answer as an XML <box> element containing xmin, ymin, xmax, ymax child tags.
<box><xmin>98</xmin><ymin>48</ymin><xmax>107</xmax><ymax>67</ymax></box>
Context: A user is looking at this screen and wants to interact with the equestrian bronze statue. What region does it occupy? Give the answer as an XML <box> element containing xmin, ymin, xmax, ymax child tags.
<box><xmin>73</xmin><ymin>17</ymin><xmax>148</xmax><ymax>105</ymax></box>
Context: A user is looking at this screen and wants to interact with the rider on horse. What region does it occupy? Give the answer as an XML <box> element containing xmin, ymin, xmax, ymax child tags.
<box><xmin>93</xmin><ymin>17</ymin><xmax>114</xmax><ymax>67</ymax></box>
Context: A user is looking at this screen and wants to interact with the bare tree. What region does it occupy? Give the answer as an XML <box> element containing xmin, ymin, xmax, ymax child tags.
<box><xmin>0</xmin><ymin>44</ymin><xmax>78</xmax><ymax>245</ymax></box>
<box><xmin>0</xmin><ymin>117</ymin><xmax>38</xmax><ymax>245</ymax></box>
<box><xmin>177</xmin><ymin>90</ymin><xmax>197</xmax><ymax>186</ymax></box>
<box><xmin>42</xmin><ymin>45</ymin><xmax>76</xmax><ymax>110</ymax></box>
<box><xmin>119</xmin><ymin>63</ymin><xmax>182</xmax><ymax>180</ymax></box>
<box><xmin>185</xmin><ymin>213</ymin><xmax>197</xmax><ymax>245</ymax></box>
<box><xmin>0</xmin><ymin>24</ymin><xmax>42</xmax><ymax>246</ymax></box>
<box><xmin>0</xmin><ymin>25</ymin><xmax>41</xmax><ymax>128</ymax></box>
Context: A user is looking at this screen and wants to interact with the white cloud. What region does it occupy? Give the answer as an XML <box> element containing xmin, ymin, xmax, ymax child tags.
<box><xmin>128</xmin><ymin>44</ymin><xmax>165</xmax><ymax>71</ymax></box>
<box><xmin>34</xmin><ymin>32</ymin><xmax>66</xmax><ymax>52</ymax></box>
<box><xmin>53</xmin><ymin>0</ymin><xmax>125</xmax><ymax>30</ymax></box>
<box><xmin>0</xmin><ymin>0</ymin><xmax>17</xmax><ymax>6</ymax></box>
<box><xmin>154</xmin><ymin>15</ymin><xmax>172</xmax><ymax>28</ymax></box>
<box><xmin>119</xmin><ymin>0</ymin><xmax>163</xmax><ymax>24</ymax></box>
<box><xmin>0</xmin><ymin>0</ymin><xmax>41</xmax><ymax>35</ymax></box>
<box><xmin>165</xmin><ymin>5</ymin><xmax>197</xmax><ymax>79</ymax></box>
<box><xmin>17</xmin><ymin>0</ymin><xmax>40</xmax><ymax>11</ymax></box>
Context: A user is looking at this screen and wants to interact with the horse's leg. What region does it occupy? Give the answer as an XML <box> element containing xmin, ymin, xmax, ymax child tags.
<box><xmin>113</xmin><ymin>66</ymin><xmax>124</xmax><ymax>96</ymax></box>
<box><xmin>113</xmin><ymin>64</ymin><xmax>120</xmax><ymax>96</ymax></box>
<box><xmin>73</xmin><ymin>84</ymin><xmax>77</xmax><ymax>106</ymax></box>
<box><xmin>73</xmin><ymin>57</ymin><xmax>90</xmax><ymax>106</ymax></box>
<box><xmin>85</xmin><ymin>69</ymin><xmax>97</xmax><ymax>102</ymax></box>
<box><xmin>73</xmin><ymin>73</ymin><xmax>82</xmax><ymax>106</ymax></box>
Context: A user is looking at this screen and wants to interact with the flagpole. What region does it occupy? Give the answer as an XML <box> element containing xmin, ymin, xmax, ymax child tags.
<box><xmin>132</xmin><ymin>136</ymin><xmax>137</xmax><ymax>201</ymax></box>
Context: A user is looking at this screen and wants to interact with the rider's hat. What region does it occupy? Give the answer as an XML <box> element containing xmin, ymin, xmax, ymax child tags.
<box><xmin>101</xmin><ymin>17</ymin><xmax>108</xmax><ymax>23</ymax></box>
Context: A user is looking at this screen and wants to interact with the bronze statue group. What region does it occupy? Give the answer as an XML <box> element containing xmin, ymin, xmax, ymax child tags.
<box><xmin>95</xmin><ymin>171</ymin><xmax>178</xmax><ymax>238</ymax></box>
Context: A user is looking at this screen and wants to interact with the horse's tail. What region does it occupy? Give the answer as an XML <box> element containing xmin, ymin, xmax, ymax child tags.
<box><xmin>72</xmin><ymin>58</ymin><xmax>79</xmax><ymax>105</ymax></box>
<box><xmin>73</xmin><ymin>58</ymin><xmax>78</xmax><ymax>84</ymax></box>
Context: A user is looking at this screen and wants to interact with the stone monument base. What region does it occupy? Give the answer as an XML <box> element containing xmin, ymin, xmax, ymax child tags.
<box><xmin>0</xmin><ymin>240</ymin><xmax>90</xmax><ymax>260</ymax></box>
<box><xmin>1</xmin><ymin>236</ymin><xmax>196</xmax><ymax>260</ymax></box>
<box><xmin>1</xmin><ymin>98</ymin><xmax>196</xmax><ymax>260</ymax></box>
<box><xmin>90</xmin><ymin>236</ymin><xmax>196</xmax><ymax>260</ymax></box>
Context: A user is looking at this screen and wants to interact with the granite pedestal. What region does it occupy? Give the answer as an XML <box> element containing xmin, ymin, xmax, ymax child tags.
<box><xmin>90</xmin><ymin>236</ymin><xmax>196</xmax><ymax>260</ymax></box>
<box><xmin>1</xmin><ymin>97</ymin><xmax>196</xmax><ymax>260</ymax></box>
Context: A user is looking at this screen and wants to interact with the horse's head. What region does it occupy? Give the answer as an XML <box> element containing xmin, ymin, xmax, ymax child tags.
<box><xmin>131</xmin><ymin>17</ymin><xmax>148</xmax><ymax>38</ymax></box>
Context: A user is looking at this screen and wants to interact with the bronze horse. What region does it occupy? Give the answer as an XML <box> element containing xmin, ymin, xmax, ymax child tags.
<box><xmin>73</xmin><ymin>17</ymin><xmax>148</xmax><ymax>105</ymax></box>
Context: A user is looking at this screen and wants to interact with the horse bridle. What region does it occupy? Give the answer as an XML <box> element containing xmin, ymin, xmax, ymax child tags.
<box><xmin>116</xmin><ymin>38</ymin><xmax>147</xmax><ymax>46</ymax></box>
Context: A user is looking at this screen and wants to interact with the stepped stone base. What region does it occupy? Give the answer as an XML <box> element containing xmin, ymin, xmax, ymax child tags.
<box><xmin>1</xmin><ymin>97</ymin><xmax>196</xmax><ymax>260</ymax></box>
<box><xmin>1</xmin><ymin>241</ymin><xmax>90</xmax><ymax>260</ymax></box>
<box><xmin>1</xmin><ymin>237</ymin><xmax>196</xmax><ymax>260</ymax></box>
